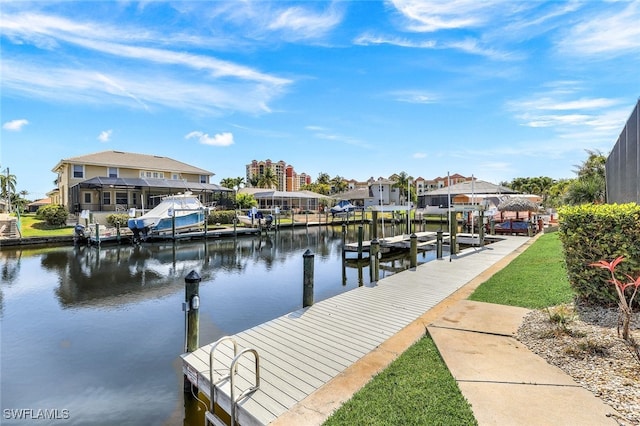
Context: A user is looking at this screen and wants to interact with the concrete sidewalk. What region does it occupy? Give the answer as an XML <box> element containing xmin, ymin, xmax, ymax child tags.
<box><xmin>428</xmin><ymin>300</ymin><xmax>621</xmax><ymax>425</ymax></box>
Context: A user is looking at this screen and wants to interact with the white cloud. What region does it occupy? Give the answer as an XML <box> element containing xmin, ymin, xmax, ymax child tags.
<box><xmin>557</xmin><ymin>1</ymin><xmax>640</xmax><ymax>57</ymax></box>
<box><xmin>2</xmin><ymin>118</ymin><xmax>29</xmax><ymax>131</ymax></box>
<box><xmin>507</xmin><ymin>88</ymin><xmax>631</xmax><ymax>154</ymax></box>
<box><xmin>354</xmin><ymin>33</ymin><xmax>510</xmax><ymax>60</ymax></box>
<box><xmin>412</xmin><ymin>152</ymin><xmax>427</xmax><ymax>159</ymax></box>
<box><xmin>354</xmin><ymin>33</ymin><xmax>436</xmax><ymax>49</ymax></box>
<box><xmin>185</xmin><ymin>131</ymin><xmax>234</xmax><ymax>147</ymax></box>
<box><xmin>389</xmin><ymin>0</ymin><xmax>503</xmax><ymax>32</ymax></box>
<box><xmin>98</xmin><ymin>130</ymin><xmax>112</xmax><ymax>142</ymax></box>
<box><xmin>0</xmin><ymin>11</ymin><xmax>291</xmax><ymax>114</ymax></box>
<box><xmin>390</xmin><ymin>90</ymin><xmax>438</xmax><ymax>104</ymax></box>
<box><xmin>1</xmin><ymin>59</ymin><xmax>279</xmax><ymax>115</ymax></box>
<box><xmin>267</xmin><ymin>4</ymin><xmax>344</xmax><ymax>40</ymax></box>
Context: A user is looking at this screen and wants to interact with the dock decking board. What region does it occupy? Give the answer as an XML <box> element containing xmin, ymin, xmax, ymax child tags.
<box><xmin>182</xmin><ymin>235</ymin><xmax>530</xmax><ymax>425</ymax></box>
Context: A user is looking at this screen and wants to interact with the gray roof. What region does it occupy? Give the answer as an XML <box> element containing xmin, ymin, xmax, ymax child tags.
<box><xmin>332</xmin><ymin>188</ymin><xmax>371</xmax><ymax>201</ymax></box>
<box><xmin>241</xmin><ymin>188</ymin><xmax>326</xmax><ymax>199</ymax></box>
<box><xmin>424</xmin><ymin>180</ymin><xmax>518</xmax><ymax>196</ymax></box>
<box><xmin>53</xmin><ymin>150</ymin><xmax>214</xmax><ymax>175</ymax></box>
<box><xmin>77</xmin><ymin>176</ymin><xmax>231</xmax><ymax>192</ymax></box>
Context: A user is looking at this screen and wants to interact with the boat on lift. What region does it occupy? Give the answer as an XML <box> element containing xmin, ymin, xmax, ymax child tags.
<box><xmin>128</xmin><ymin>192</ymin><xmax>205</xmax><ymax>240</ymax></box>
<box><xmin>330</xmin><ymin>200</ymin><xmax>357</xmax><ymax>217</ymax></box>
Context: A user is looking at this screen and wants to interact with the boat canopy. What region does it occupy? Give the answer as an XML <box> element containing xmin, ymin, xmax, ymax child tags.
<box><xmin>141</xmin><ymin>194</ymin><xmax>203</xmax><ymax>219</ymax></box>
<box><xmin>76</xmin><ymin>176</ymin><xmax>232</xmax><ymax>192</ymax></box>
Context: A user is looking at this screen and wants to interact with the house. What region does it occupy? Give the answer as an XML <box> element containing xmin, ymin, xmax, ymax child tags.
<box><xmin>27</xmin><ymin>197</ymin><xmax>52</xmax><ymax>213</ymax></box>
<box><xmin>51</xmin><ymin>150</ymin><xmax>232</xmax><ymax>213</ymax></box>
<box><xmin>368</xmin><ymin>177</ymin><xmax>403</xmax><ymax>207</ymax></box>
<box><xmin>418</xmin><ymin>180</ymin><xmax>519</xmax><ymax>209</ymax></box>
<box><xmin>238</xmin><ymin>187</ymin><xmax>326</xmax><ymax>212</ymax></box>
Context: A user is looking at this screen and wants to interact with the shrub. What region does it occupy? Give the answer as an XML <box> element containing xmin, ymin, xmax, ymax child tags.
<box><xmin>36</xmin><ymin>204</ymin><xmax>69</xmax><ymax>227</ymax></box>
<box><xmin>208</xmin><ymin>210</ymin><xmax>236</xmax><ymax>225</ymax></box>
<box><xmin>106</xmin><ymin>214</ymin><xmax>130</xmax><ymax>227</ymax></box>
<box><xmin>558</xmin><ymin>203</ymin><xmax>640</xmax><ymax>305</ymax></box>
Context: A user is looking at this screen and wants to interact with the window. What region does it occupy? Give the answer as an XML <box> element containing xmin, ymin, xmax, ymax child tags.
<box><xmin>73</xmin><ymin>165</ymin><xmax>84</xmax><ymax>178</ymax></box>
<box><xmin>140</xmin><ymin>171</ymin><xmax>164</xmax><ymax>179</ymax></box>
<box><xmin>200</xmin><ymin>175</ymin><xmax>207</xmax><ymax>184</ymax></box>
<box><xmin>108</xmin><ymin>167</ymin><xmax>118</xmax><ymax>178</ymax></box>
<box><xmin>103</xmin><ymin>192</ymin><xmax>111</xmax><ymax>205</ymax></box>
<box><xmin>116</xmin><ymin>192</ymin><xmax>127</xmax><ymax>205</ymax></box>
<box><xmin>83</xmin><ymin>193</ymin><xmax>92</xmax><ymax>203</ymax></box>
<box><xmin>172</xmin><ymin>173</ymin><xmax>180</xmax><ymax>180</ymax></box>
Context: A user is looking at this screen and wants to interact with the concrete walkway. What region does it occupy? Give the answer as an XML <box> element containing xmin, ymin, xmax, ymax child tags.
<box><xmin>428</xmin><ymin>300</ymin><xmax>620</xmax><ymax>425</ymax></box>
<box><xmin>273</xmin><ymin>234</ymin><xmax>621</xmax><ymax>425</ymax></box>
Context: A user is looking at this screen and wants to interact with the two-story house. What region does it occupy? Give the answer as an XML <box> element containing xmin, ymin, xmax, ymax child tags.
<box><xmin>51</xmin><ymin>150</ymin><xmax>231</xmax><ymax>213</ymax></box>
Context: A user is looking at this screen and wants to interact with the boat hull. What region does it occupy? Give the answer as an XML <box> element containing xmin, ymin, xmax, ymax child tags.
<box><xmin>128</xmin><ymin>211</ymin><xmax>205</xmax><ymax>236</ymax></box>
<box><xmin>127</xmin><ymin>193</ymin><xmax>206</xmax><ymax>240</ymax></box>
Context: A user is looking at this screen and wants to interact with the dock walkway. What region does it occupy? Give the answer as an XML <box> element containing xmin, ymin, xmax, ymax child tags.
<box><xmin>181</xmin><ymin>235</ymin><xmax>531</xmax><ymax>425</ymax></box>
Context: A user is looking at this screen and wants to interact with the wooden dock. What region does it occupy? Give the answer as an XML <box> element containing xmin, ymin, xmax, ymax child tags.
<box><xmin>181</xmin><ymin>235</ymin><xmax>530</xmax><ymax>426</ymax></box>
<box><xmin>343</xmin><ymin>231</ymin><xmax>450</xmax><ymax>253</ymax></box>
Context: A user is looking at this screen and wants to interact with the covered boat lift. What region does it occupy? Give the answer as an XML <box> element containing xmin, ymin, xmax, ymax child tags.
<box><xmin>70</xmin><ymin>176</ymin><xmax>232</xmax><ymax>213</ymax></box>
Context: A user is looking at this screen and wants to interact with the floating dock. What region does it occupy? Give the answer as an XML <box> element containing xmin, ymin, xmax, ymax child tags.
<box><xmin>181</xmin><ymin>235</ymin><xmax>530</xmax><ymax>426</ymax></box>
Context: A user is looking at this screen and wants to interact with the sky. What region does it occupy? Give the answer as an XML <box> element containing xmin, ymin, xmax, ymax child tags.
<box><xmin>1</xmin><ymin>0</ymin><xmax>639</xmax><ymax>200</ymax></box>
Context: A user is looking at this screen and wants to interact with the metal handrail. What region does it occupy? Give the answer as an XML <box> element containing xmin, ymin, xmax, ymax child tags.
<box><xmin>230</xmin><ymin>348</ymin><xmax>260</xmax><ymax>426</ymax></box>
<box><xmin>208</xmin><ymin>337</ymin><xmax>238</xmax><ymax>414</ymax></box>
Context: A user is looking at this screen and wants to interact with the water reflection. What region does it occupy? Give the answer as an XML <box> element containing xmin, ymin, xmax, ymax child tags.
<box><xmin>0</xmin><ymin>224</ymin><xmax>440</xmax><ymax>425</ymax></box>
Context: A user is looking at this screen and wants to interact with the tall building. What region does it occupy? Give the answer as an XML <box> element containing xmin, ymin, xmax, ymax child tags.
<box><xmin>246</xmin><ymin>160</ymin><xmax>310</xmax><ymax>192</ymax></box>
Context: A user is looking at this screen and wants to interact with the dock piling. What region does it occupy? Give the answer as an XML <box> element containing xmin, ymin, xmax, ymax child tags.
<box><xmin>184</xmin><ymin>270</ymin><xmax>201</xmax><ymax>353</ymax></box>
<box><xmin>183</xmin><ymin>270</ymin><xmax>201</xmax><ymax>394</ymax></box>
<box><xmin>303</xmin><ymin>249</ymin><xmax>314</xmax><ymax>307</ymax></box>
<box><xmin>410</xmin><ymin>233</ymin><xmax>417</xmax><ymax>268</ymax></box>
<box><xmin>370</xmin><ymin>239</ymin><xmax>380</xmax><ymax>282</ymax></box>
<box><xmin>436</xmin><ymin>230</ymin><xmax>443</xmax><ymax>259</ymax></box>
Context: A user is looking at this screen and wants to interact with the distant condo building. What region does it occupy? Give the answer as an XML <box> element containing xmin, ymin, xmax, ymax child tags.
<box><xmin>246</xmin><ymin>160</ymin><xmax>311</xmax><ymax>192</ymax></box>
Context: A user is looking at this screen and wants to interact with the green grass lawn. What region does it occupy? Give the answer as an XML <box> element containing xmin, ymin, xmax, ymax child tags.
<box><xmin>16</xmin><ymin>214</ymin><xmax>75</xmax><ymax>238</ymax></box>
<box><xmin>324</xmin><ymin>232</ymin><xmax>574</xmax><ymax>425</ymax></box>
<box><xmin>324</xmin><ymin>336</ymin><xmax>477</xmax><ymax>426</ymax></box>
<box><xmin>469</xmin><ymin>233</ymin><xmax>574</xmax><ymax>309</ymax></box>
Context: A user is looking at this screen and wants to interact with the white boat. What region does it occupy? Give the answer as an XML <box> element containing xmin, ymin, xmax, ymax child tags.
<box><xmin>236</xmin><ymin>211</ymin><xmax>273</xmax><ymax>228</ymax></box>
<box><xmin>128</xmin><ymin>193</ymin><xmax>205</xmax><ymax>240</ymax></box>
<box><xmin>330</xmin><ymin>200</ymin><xmax>357</xmax><ymax>217</ymax></box>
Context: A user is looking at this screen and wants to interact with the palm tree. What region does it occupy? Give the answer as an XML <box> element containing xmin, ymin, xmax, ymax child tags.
<box><xmin>565</xmin><ymin>175</ymin><xmax>606</xmax><ymax>205</ymax></box>
<box><xmin>331</xmin><ymin>176</ymin><xmax>348</xmax><ymax>194</ymax></box>
<box><xmin>1</xmin><ymin>171</ymin><xmax>17</xmax><ymax>198</ymax></box>
<box><xmin>219</xmin><ymin>178</ymin><xmax>236</xmax><ymax>190</ymax></box>
<box><xmin>1</xmin><ymin>170</ymin><xmax>17</xmax><ymax>212</ymax></box>
<box><xmin>247</xmin><ymin>175</ymin><xmax>260</xmax><ymax>188</ymax></box>
<box><xmin>393</xmin><ymin>171</ymin><xmax>413</xmax><ymax>205</ymax></box>
<box><xmin>233</xmin><ymin>177</ymin><xmax>245</xmax><ymax>190</ymax></box>
<box><xmin>316</xmin><ymin>172</ymin><xmax>331</xmax><ymax>185</ymax></box>
<box><xmin>258</xmin><ymin>168</ymin><xmax>278</xmax><ymax>189</ymax></box>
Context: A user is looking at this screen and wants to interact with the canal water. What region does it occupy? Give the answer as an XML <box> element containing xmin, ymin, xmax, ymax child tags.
<box><xmin>1</xmin><ymin>223</ymin><xmax>444</xmax><ymax>425</ymax></box>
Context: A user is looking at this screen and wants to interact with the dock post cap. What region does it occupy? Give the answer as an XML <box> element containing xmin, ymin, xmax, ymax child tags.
<box><xmin>303</xmin><ymin>249</ymin><xmax>314</xmax><ymax>257</ymax></box>
<box><xmin>185</xmin><ymin>270</ymin><xmax>202</xmax><ymax>283</ymax></box>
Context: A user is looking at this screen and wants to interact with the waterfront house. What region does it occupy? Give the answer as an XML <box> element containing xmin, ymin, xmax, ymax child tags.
<box><xmin>51</xmin><ymin>150</ymin><xmax>232</xmax><ymax>213</ymax></box>
<box><xmin>418</xmin><ymin>180</ymin><xmax>519</xmax><ymax>209</ymax></box>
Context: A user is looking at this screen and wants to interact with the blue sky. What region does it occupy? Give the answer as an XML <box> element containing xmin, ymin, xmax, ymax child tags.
<box><xmin>2</xmin><ymin>0</ymin><xmax>639</xmax><ymax>200</ymax></box>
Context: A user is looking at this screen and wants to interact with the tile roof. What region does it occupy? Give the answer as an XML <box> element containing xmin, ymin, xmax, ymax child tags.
<box><xmin>54</xmin><ymin>150</ymin><xmax>213</xmax><ymax>175</ymax></box>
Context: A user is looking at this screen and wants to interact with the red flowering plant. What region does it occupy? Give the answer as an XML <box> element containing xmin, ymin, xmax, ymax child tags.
<box><xmin>590</xmin><ymin>256</ymin><xmax>640</xmax><ymax>361</ymax></box>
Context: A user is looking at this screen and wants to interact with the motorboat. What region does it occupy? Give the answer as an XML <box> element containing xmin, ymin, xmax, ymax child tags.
<box><xmin>128</xmin><ymin>192</ymin><xmax>205</xmax><ymax>240</ymax></box>
<box><xmin>236</xmin><ymin>210</ymin><xmax>273</xmax><ymax>229</ymax></box>
<box><xmin>330</xmin><ymin>200</ymin><xmax>357</xmax><ymax>217</ymax></box>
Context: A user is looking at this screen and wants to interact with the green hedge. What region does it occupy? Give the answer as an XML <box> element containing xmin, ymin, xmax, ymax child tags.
<box><xmin>558</xmin><ymin>203</ymin><xmax>640</xmax><ymax>305</ymax></box>
<box><xmin>208</xmin><ymin>210</ymin><xmax>236</xmax><ymax>225</ymax></box>
<box><xmin>35</xmin><ymin>204</ymin><xmax>69</xmax><ymax>227</ymax></box>
<box><xmin>106</xmin><ymin>213</ymin><xmax>130</xmax><ymax>227</ymax></box>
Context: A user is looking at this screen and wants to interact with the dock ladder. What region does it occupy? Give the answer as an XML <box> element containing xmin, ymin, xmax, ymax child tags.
<box><xmin>205</xmin><ymin>336</ymin><xmax>261</xmax><ymax>426</ymax></box>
